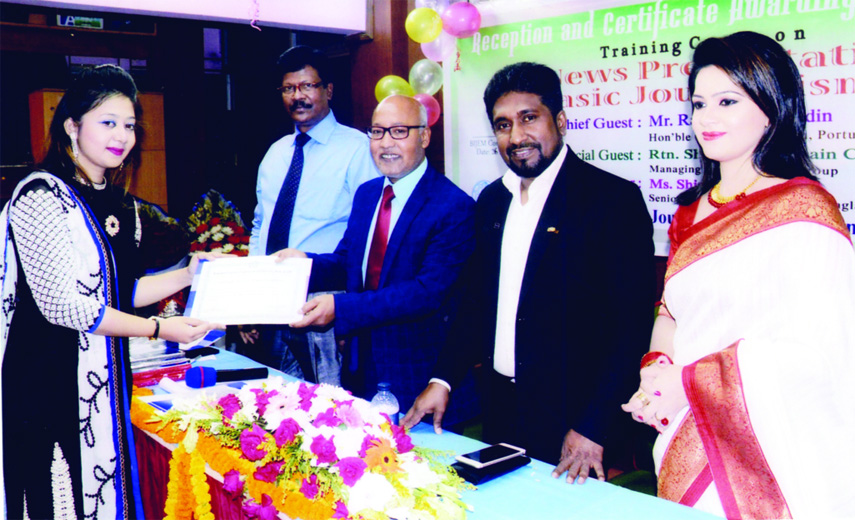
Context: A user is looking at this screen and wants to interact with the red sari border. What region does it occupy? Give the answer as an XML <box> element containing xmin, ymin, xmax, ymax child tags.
<box><xmin>680</xmin><ymin>343</ymin><xmax>792</xmax><ymax>520</ymax></box>
<box><xmin>658</xmin><ymin>412</ymin><xmax>711</xmax><ymax>507</ymax></box>
<box><xmin>665</xmin><ymin>178</ymin><xmax>850</xmax><ymax>284</ymax></box>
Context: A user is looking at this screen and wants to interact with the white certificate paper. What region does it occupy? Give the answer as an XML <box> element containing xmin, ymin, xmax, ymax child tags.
<box><xmin>185</xmin><ymin>256</ymin><xmax>313</xmax><ymax>325</ymax></box>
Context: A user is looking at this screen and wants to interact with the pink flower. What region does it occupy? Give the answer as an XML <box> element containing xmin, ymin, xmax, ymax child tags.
<box><xmin>336</xmin><ymin>457</ymin><xmax>367</xmax><ymax>487</ymax></box>
<box><xmin>223</xmin><ymin>469</ymin><xmax>244</xmax><ymax>498</ymax></box>
<box><xmin>311</xmin><ymin>434</ymin><xmax>338</xmax><ymax>464</ymax></box>
<box><xmin>335</xmin><ymin>403</ymin><xmax>364</xmax><ymax>428</ymax></box>
<box><xmin>391</xmin><ymin>423</ymin><xmax>414</xmax><ymax>453</ymax></box>
<box><xmin>250</xmin><ymin>388</ymin><xmax>278</xmax><ymax>415</ymax></box>
<box><xmin>333</xmin><ymin>500</ymin><xmax>349</xmax><ymax>519</ymax></box>
<box><xmin>314</xmin><ymin>407</ymin><xmax>342</xmax><ymax>428</ymax></box>
<box><xmin>242</xmin><ymin>494</ymin><xmax>277</xmax><ymax>520</ymax></box>
<box><xmin>254</xmin><ymin>460</ymin><xmax>285</xmax><ymax>483</ymax></box>
<box><xmin>239</xmin><ymin>423</ymin><xmax>268</xmax><ymax>461</ymax></box>
<box><xmin>298</xmin><ymin>383</ymin><xmax>318</xmax><ymax>411</ymax></box>
<box><xmin>300</xmin><ymin>474</ymin><xmax>319</xmax><ymax>500</ymax></box>
<box><xmin>218</xmin><ymin>394</ymin><xmax>242</xmax><ymax>420</ymax></box>
<box><xmin>273</xmin><ymin>418</ymin><xmax>301</xmax><ymax>447</ymax></box>
<box><xmin>359</xmin><ymin>434</ymin><xmax>379</xmax><ymax>458</ymax></box>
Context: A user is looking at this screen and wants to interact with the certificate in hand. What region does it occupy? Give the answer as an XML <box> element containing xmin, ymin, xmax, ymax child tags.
<box><xmin>185</xmin><ymin>256</ymin><xmax>313</xmax><ymax>325</ymax></box>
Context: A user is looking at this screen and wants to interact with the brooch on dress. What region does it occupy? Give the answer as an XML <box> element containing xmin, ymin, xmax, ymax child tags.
<box><xmin>105</xmin><ymin>215</ymin><xmax>120</xmax><ymax>237</ymax></box>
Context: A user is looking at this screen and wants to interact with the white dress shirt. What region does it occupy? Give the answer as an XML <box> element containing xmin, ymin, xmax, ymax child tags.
<box><xmin>361</xmin><ymin>159</ymin><xmax>429</xmax><ymax>283</ymax></box>
<box><xmin>493</xmin><ymin>145</ymin><xmax>567</xmax><ymax>377</ymax></box>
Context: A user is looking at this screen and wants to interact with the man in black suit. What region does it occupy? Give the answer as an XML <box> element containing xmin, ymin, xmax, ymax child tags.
<box><xmin>403</xmin><ymin>62</ymin><xmax>655</xmax><ymax>484</ymax></box>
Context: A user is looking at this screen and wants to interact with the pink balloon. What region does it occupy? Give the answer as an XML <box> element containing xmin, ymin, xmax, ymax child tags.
<box><xmin>421</xmin><ymin>30</ymin><xmax>457</xmax><ymax>62</ymax></box>
<box><xmin>441</xmin><ymin>2</ymin><xmax>481</xmax><ymax>39</ymax></box>
<box><xmin>414</xmin><ymin>93</ymin><xmax>441</xmax><ymax>126</ymax></box>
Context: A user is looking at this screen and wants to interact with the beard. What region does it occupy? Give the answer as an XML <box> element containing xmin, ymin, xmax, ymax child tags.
<box><xmin>505</xmin><ymin>141</ymin><xmax>562</xmax><ymax>178</ymax></box>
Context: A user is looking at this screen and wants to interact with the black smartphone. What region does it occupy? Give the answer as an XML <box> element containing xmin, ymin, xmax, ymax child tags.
<box><xmin>454</xmin><ymin>443</ymin><xmax>526</xmax><ymax>469</ymax></box>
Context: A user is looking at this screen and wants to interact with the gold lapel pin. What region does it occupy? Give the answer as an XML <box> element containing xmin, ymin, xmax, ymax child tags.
<box><xmin>547</xmin><ymin>226</ymin><xmax>559</xmax><ymax>234</ymax></box>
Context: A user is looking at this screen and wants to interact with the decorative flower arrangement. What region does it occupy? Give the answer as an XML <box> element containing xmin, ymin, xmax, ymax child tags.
<box><xmin>184</xmin><ymin>189</ymin><xmax>250</xmax><ymax>256</ymax></box>
<box><xmin>147</xmin><ymin>378</ymin><xmax>472</xmax><ymax>520</ymax></box>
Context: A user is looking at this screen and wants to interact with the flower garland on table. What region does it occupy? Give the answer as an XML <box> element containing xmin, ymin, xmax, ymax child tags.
<box><xmin>132</xmin><ymin>379</ymin><xmax>473</xmax><ymax>520</ymax></box>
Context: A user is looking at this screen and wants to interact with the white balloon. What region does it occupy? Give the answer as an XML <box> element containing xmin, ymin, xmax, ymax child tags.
<box><xmin>415</xmin><ymin>0</ymin><xmax>450</xmax><ymax>16</ymax></box>
<box><xmin>420</xmin><ymin>30</ymin><xmax>457</xmax><ymax>62</ymax></box>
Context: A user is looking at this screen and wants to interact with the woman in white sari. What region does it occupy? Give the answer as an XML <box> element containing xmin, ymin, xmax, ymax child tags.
<box><xmin>622</xmin><ymin>31</ymin><xmax>855</xmax><ymax>519</ymax></box>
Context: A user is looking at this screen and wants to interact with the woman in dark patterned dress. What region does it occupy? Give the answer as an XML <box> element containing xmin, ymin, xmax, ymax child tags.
<box><xmin>1</xmin><ymin>64</ymin><xmax>220</xmax><ymax>519</ymax></box>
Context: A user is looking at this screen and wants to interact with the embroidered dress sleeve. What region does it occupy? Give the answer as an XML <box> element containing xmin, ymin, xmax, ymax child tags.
<box><xmin>9</xmin><ymin>181</ymin><xmax>104</xmax><ymax>331</ymax></box>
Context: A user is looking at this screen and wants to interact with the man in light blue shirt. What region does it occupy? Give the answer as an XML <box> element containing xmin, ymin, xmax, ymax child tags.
<box><xmin>245</xmin><ymin>46</ymin><xmax>378</xmax><ymax>384</ymax></box>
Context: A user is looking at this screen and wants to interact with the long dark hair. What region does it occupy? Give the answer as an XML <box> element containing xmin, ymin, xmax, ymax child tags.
<box><xmin>676</xmin><ymin>31</ymin><xmax>817</xmax><ymax>206</ymax></box>
<box><xmin>40</xmin><ymin>64</ymin><xmax>143</xmax><ymax>191</ymax></box>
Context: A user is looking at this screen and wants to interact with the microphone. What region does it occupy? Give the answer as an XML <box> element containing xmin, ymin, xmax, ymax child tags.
<box><xmin>185</xmin><ymin>366</ymin><xmax>269</xmax><ymax>388</ymax></box>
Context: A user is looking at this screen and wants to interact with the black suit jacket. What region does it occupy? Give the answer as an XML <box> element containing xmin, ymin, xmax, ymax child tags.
<box><xmin>434</xmin><ymin>146</ymin><xmax>655</xmax><ymax>465</ymax></box>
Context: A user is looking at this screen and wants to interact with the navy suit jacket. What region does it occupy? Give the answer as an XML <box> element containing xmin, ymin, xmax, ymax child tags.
<box><xmin>308</xmin><ymin>165</ymin><xmax>475</xmax><ymax>411</ymax></box>
<box><xmin>434</xmin><ymin>147</ymin><xmax>655</xmax><ymax>465</ymax></box>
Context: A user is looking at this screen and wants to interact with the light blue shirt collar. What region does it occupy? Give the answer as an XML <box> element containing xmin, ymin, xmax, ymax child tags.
<box><xmin>303</xmin><ymin>110</ymin><xmax>337</xmax><ymax>145</ymax></box>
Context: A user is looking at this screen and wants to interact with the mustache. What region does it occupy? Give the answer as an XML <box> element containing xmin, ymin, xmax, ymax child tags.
<box><xmin>506</xmin><ymin>142</ymin><xmax>542</xmax><ymax>155</ymax></box>
<box><xmin>289</xmin><ymin>100</ymin><xmax>313</xmax><ymax>111</ymax></box>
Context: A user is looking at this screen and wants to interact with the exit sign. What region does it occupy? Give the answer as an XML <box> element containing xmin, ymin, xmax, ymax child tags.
<box><xmin>57</xmin><ymin>15</ymin><xmax>104</xmax><ymax>29</ymax></box>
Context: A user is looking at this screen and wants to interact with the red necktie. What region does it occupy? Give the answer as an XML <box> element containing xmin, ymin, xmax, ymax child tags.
<box><xmin>365</xmin><ymin>185</ymin><xmax>394</xmax><ymax>290</ymax></box>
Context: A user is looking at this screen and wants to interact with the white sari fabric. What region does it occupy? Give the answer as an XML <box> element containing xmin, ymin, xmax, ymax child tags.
<box><xmin>655</xmin><ymin>180</ymin><xmax>855</xmax><ymax>519</ymax></box>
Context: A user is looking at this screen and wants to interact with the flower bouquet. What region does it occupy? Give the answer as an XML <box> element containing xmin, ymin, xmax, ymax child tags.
<box><xmin>152</xmin><ymin>378</ymin><xmax>472</xmax><ymax>520</ymax></box>
<box><xmin>184</xmin><ymin>189</ymin><xmax>250</xmax><ymax>256</ymax></box>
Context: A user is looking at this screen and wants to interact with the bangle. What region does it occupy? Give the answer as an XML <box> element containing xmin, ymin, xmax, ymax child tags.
<box><xmin>149</xmin><ymin>317</ymin><xmax>161</xmax><ymax>340</ymax></box>
<box><xmin>641</xmin><ymin>351</ymin><xmax>673</xmax><ymax>369</ymax></box>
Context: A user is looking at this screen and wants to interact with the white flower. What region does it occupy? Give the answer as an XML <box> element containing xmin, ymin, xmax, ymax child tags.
<box><xmin>222</xmin><ymin>243</ymin><xmax>234</xmax><ymax>253</ymax></box>
<box><xmin>307</xmin><ymin>394</ymin><xmax>335</xmax><ymax>417</ymax></box>
<box><xmin>261</xmin><ymin>391</ymin><xmax>301</xmax><ymax>428</ymax></box>
<box><xmin>212</xmin><ymin>232</ymin><xmax>225</xmax><ymax>242</ymax></box>
<box><xmin>348</xmin><ymin>472</ymin><xmax>396</xmax><ymax>514</ymax></box>
<box><xmin>222</xmin><ymin>226</ymin><xmax>234</xmax><ymax>236</ymax></box>
<box><xmin>105</xmin><ymin>215</ymin><xmax>120</xmax><ymax>237</ymax></box>
<box><xmin>197</xmin><ymin>231</ymin><xmax>210</xmax><ymax>243</ymax></box>
<box><xmin>333</xmin><ymin>428</ymin><xmax>365</xmax><ymax>459</ymax></box>
<box><xmin>400</xmin><ymin>458</ymin><xmax>441</xmax><ymax>489</ymax></box>
<box><xmin>210</xmin><ymin>224</ymin><xmax>223</xmax><ymax>234</ymax></box>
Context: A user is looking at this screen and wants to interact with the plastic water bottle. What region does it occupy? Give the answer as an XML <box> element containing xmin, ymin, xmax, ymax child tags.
<box><xmin>370</xmin><ymin>382</ymin><xmax>400</xmax><ymax>425</ymax></box>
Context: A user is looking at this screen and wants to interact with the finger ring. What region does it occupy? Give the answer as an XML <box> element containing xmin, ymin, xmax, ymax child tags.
<box><xmin>637</xmin><ymin>392</ymin><xmax>651</xmax><ymax>407</ymax></box>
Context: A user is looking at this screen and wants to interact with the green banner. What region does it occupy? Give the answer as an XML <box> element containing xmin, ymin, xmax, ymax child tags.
<box><xmin>445</xmin><ymin>0</ymin><xmax>855</xmax><ymax>255</ymax></box>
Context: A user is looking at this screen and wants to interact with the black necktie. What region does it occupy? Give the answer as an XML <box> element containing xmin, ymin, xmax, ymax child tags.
<box><xmin>266</xmin><ymin>132</ymin><xmax>310</xmax><ymax>254</ymax></box>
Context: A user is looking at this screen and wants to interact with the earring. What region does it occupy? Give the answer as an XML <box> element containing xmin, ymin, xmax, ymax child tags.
<box><xmin>71</xmin><ymin>135</ymin><xmax>80</xmax><ymax>159</ymax></box>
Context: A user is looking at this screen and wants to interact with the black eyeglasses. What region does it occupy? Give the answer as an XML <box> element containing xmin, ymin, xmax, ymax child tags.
<box><xmin>366</xmin><ymin>126</ymin><xmax>425</xmax><ymax>140</ymax></box>
<box><xmin>277</xmin><ymin>81</ymin><xmax>324</xmax><ymax>95</ymax></box>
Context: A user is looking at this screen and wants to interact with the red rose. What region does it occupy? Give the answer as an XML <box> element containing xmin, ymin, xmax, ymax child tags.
<box><xmin>228</xmin><ymin>235</ymin><xmax>241</xmax><ymax>244</ymax></box>
<box><xmin>210</xmin><ymin>217</ymin><xmax>221</xmax><ymax>226</ymax></box>
<box><xmin>241</xmin><ymin>236</ymin><xmax>250</xmax><ymax>244</ymax></box>
<box><xmin>196</xmin><ymin>223</ymin><xmax>208</xmax><ymax>233</ymax></box>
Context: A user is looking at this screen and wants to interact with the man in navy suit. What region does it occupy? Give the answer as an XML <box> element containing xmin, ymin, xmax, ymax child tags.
<box><xmin>278</xmin><ymin>95</ymin><xmax>475</xmax><ymax>414</ymax></box>
<box><xmin>403</xmin><ymin>62</ymin><xmax>655</xmax><ymax>484</ymax></box>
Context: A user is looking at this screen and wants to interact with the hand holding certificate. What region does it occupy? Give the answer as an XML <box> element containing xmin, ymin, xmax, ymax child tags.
<box><xmin>185</xmin><ymin>256</ymin><xmax>313</xmax><ymax>326</ymax></box>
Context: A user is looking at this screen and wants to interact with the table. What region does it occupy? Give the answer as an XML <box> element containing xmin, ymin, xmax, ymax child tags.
<box><xmin>134</xmin><ymin>348</ymin><xmax>718</xmax><ymax>520</ymax></box>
